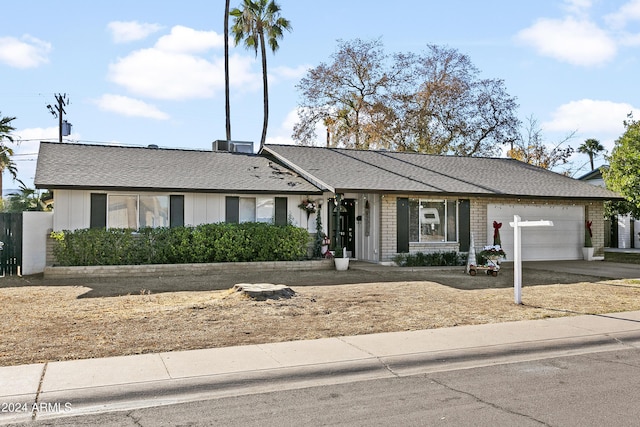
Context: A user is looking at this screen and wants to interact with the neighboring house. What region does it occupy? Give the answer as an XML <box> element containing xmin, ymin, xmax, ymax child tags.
<box><xmin>35</xmin><ymin>141</ymin><xmax>621</xmax><ymax>264</ymax></box>
<box><xmin>579</xmin><ymin>168</ymin><xmax>638</xmax><ymax>249</ymax></box>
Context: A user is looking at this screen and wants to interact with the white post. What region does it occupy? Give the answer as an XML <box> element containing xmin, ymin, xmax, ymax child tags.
<box><xmin>513</xmin><ymin>215</ymin><xmax>522</xmax><ymax>304</ymax></box>
<box><xmin>509</xmin><ymin>215</ymin><xmax>554</xmax><ymax>305</ymax></box>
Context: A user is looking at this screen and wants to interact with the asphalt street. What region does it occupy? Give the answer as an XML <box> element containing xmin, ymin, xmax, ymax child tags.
<box><xmin>16</xmin><ymin>347</ymin><xmax>640</xmax><ymax>427</ymax></box>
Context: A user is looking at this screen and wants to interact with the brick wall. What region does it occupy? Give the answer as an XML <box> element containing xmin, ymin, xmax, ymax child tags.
<box><xmin>381</xmin><ymin>195</ymin><xmax>397</xmax><ymax>261</ymax></box>
<box><xmin>380</xmin><ymin>195</ymin><xmax>605</xmax><ymax>261</ymax></box>
<box><xmin>46</xmin><ymin>236</ymin><xmax>56</xmax><ymax>266</ymax></box>
<box><xmin>586</xmin><ymin>201</ymin><xmax>605</xmax><ymax>256</ymax></box>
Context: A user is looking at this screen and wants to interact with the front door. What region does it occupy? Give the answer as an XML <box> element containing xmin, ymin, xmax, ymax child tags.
<box><xmin>329</xmin><ymin>198</ymin><xmax>356</xmax><ymax>257</ymax></box>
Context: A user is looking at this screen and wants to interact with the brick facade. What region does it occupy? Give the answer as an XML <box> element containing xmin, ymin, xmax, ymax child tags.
<box><xmin>380</xmin><ymin>195</ymin><xmax>605</xmax><ymax>261</ymax></box>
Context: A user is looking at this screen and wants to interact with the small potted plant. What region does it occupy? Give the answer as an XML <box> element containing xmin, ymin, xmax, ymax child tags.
<box><xmin>583</xmin><ymin>220</ymin><xmax>594</xmax><ymax>261</ymax></box>
<box><xmin>333</xmin><ymin>247</ymin><xmax>349</xmax><ymax>270</ymax></box>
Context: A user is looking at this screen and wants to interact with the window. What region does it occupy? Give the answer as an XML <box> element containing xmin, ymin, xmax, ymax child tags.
<box><xmin>107</xmin><ymin>194</ymin><xmax>169</xmax><ymax>229</ymax></box>
<box><xmin>108</xmin><ymin>195</ymin><xmax>139</xmax><ymax>229</ymax></box>
<box><xmin>91</xmin><ymin>193</ymin><xmax>183</xmax><ymax>229</ymax></box>
<box><xmin>409</xmin><ymin>199</ymin><xmax>457</xmax><ymax>243</ymax></box>
<box><xmin>139</xmin><ymin>195</ymin><xmax>169</xmax><ymax>228</ymax></box>
<box><xmin>226</xmin><ymin>196</ymin><xmax>281</xmax><ymax>224</ymax></box>
<box><xmin>239</xmin><ymin>197</ymin><xmax>256</xmax><ymax>222</ymax></box>
<box><xmin>256</xmin><ymin>197</ymin><xmax>274</xmax><ymax>223</ymax></box>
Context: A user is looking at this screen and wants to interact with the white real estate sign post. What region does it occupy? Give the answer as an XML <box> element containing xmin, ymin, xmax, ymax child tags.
<box><xmin>509</xmin><ymin>215</ymin><xmax>554</xmax><ymax>304</ymax></box>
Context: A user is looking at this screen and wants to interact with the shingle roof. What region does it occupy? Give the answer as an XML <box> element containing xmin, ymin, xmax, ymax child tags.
<box><xmin>34</xmin><ymin>142</ymin><xmax>321</xmax><ymax>194</ymax></box>
<box><xmin>264</xmin><ymin>144</ymin><xmax>621</xmax><ymax>200</ymax></box>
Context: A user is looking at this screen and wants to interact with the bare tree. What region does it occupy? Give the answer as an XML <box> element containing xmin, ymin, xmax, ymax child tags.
<box><xmin>293</xmin><ymin>38</ymin><xmax>391</xmax><ymax>149</ymax></box>
<box><xmin>293</xmin><ymin>41</ymin><xmax>520</xmax><ymax>156</ymax></box>
<box><xmin>507</xmin><ymin>115</ymin><xmax>575</xmax><ymax>170</ymax></box>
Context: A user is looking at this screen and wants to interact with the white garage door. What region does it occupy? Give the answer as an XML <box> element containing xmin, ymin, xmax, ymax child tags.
<box><xmin>487</xmin><ymin>204</ymin><xmax>584</xmax><ymax>261</ymax></box>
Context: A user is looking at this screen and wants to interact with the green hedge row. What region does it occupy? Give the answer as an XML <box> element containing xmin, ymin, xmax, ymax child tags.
<box><xmin>50</xmin><ymin>223</ymin><xmax>311</xmax><ymax>266</ymax></box>
<box><xmin>393</xmin><ymin>251</ymin><xmax>467</xmax><ymax>267</ymax></box>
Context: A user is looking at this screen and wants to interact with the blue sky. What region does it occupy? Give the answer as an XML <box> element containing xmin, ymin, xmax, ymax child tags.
<box><xmin>1</xmin><ymin>0</ymin><xmax>639</xmax><ymax>190</ymax></box>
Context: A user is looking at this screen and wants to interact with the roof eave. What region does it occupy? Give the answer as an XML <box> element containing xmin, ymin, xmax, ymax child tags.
<box><xmin>36</xmin><ymin>184</ymin><xmax>322</xmax><ymax>195</ymax></box>
<box><xmin>262</xmin><ymin>146</ymin><xmax>335</xmax><ymax>193</ymax></box>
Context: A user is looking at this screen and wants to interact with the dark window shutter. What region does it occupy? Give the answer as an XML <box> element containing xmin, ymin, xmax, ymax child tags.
<box><xmin>170</xmin><ymin>195</ymin><xmax>184</xmax><ymax>228</ymax></box>
<box><xmin>225</xmin><ymin>196</ymin><xmax>239</xmax><ymax>224</ymax></box>
<box><xmin>396</xmin><ymin>198</ymin><xmax>409</xmax><ymax>253</ymax></box>
<box><xmin>458</xmin><ymin>199</ymin><xmax>470</xmax><ymax>252</ymax></box>
<box><xmin>90</xmin><ymin>193</ymin><xmax>107</xmax><ymax>229</ymax></box>
<box><xmin>274</xmin><ymin>197</ymin><xmax>288</xmax><ymax>226</ymax></box>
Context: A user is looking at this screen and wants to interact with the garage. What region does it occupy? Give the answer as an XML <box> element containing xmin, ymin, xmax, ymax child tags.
<box><xmin>487</xmin><ymin>204</ymin><xmax>584</xmax><ymax>261</ymax></box>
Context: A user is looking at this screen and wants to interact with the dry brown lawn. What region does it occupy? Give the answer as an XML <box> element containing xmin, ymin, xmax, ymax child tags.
<box><xmin>2</xmin><ymin>267</ymin><xmax>640</xmax><ymax>367</ymax></box>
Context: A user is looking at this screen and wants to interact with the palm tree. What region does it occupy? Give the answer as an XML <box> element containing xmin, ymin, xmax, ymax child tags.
<box><xmin>224</xmin><ymin>0</ymin><xmax>232</xmax><ymax>141</ymax></box>
<box><xmin>230</xmin><ymin>0</ymin><xmax>291</xmax><ymax>151</ymax></box>
<box><xmin>578</xmin><ymin>138</ymin><xmax>605</xmax><ymax>171</ymax></box>
<box><xmin>0</xmin><ymin>114</ymin><xmax>18</xmax><ymax>197</ymax></box>
<box><xmin>4</xmin><ymin>180</ymin><xmax>47</xmax><ymax>212</ymax></box>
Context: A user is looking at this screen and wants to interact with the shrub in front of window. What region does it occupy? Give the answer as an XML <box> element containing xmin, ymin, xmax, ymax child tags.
<box><xmin>51</xmin><ymin>228</ymin><xmax>147</xmax><ymax>266</ymax></box>
<box><xmin>393</xmin><ymin>251</ymin><xmax>466</xmax><ymax>267</ymax></box>
<box><xmin>50</xmin><ymin>223</ymin><xmax>310</xmax><ymax>266</ymax></box>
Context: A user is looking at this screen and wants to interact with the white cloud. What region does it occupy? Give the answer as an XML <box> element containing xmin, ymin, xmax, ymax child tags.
<box><xmin>93</xmin><ymin>94</ymin><xmax>170</xmax><ymax>120</ymax></box>
<box><xmin>108</xmin><ymin>45</ymin><xmax>258</xmax><ymax>100</ymax></box>
<box><xmin>13</xmin><ymin>127</ymin><xmax>57</xmax><ymax>149</ymax></box>
<box><xmin>605</xmin><ymin>0</ymin><xmax>640</xmax><ymax>30</ymax></box>
<box><xmin>107</xmin><ymin>21</ymin><xmax>163</xmax><ymax>43</ymax></box>
<box><xmin>265</xmin><ymin>108</ymin><xmax>299</xmax><ymax>146</ymax></box>
<box><xmin>155</xmin><ymin>25</ymin><xmax>223</xmax><ymax>53</ymax></box>
<box><xmin>265</xmin><ymin>108</ymin><xmax>328</xmax><ymax>146</ymax></box>
<box><xmin>543</xmin><ymin>99</ymin><xmax>637</xmax><ymax>141</ymax></box>
<box><xmin>516</xmin><ymin>17</ymin><xmax>616</xmax><ymax>66</ymax></box>
<box><xmin>107</xmin><ymin>26</ymin><xmax>258</xmax><ymax>100</ymax></box>
<box><xmin>0</xmin><ymin>35</ymin><xmax>51</xmax><ymax>68</ymax></box>
<box><xmin>270</xmin><ymin>64</ymin><xmax>310</xmax><ymax>82</ymax></box>
<box><xmin>265</xmin><ymin>135</ymin><xmax>296</xmax><ymax>145</ymax></box>
<box><xmin>562</xmin><ymin>0</ymin><xmax>592</xmax><ymax>17</ymax></box>
<box><xmin>620</xmin><ymin>32</ymin><xmax>640</xmax><ymax>46</ymax></box>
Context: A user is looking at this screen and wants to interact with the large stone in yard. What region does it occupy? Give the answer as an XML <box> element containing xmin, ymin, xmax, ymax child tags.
<box><xmin>232</xmin><ymin>283</ymin><xmax>295</xmax><ymax>299</ymax></box>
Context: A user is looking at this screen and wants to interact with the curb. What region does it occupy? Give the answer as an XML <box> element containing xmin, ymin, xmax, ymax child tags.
<box><xmin>9</xmin><ymin>329</ymin><xmax>640</xmax><ymax>424</ymax></box>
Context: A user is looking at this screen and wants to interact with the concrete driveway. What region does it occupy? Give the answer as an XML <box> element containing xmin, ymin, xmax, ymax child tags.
<box><xmin>521</xmin><ymin>260</ymin><xmax>640</xmax><ymax>279</ymax></box>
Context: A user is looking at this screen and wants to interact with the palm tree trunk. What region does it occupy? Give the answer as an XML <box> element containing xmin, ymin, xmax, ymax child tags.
<box><xmin>589</xmin><ymin>154</ymin><xmax>594</xmax><ymax>171</ymax></box>
<box><xmin>259</xmin><ymin>30</ymin><xmax>269</xmax><ymax>151</ymax></box>
<box><xmin>224</xmin><ymin>0</ymin><xmax>231</xmax><ymax>141</ymax></box>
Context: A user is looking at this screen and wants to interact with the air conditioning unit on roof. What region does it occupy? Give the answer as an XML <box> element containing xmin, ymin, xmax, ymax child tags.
<box><xmin>212</xmin><ymin>140</ymin><xmax>254</xmax><ymax>154</ymax></box>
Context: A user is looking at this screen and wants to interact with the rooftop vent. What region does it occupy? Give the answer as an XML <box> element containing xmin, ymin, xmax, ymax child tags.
<box><xmin>147</xmin><ymin>144</ymin><xmax>159</xmax><ymax>149</ymax></box>
<box><xmin>213</xmin><ymin>140</ymin><xmax>254</xmax><ymax>154</ymax></box>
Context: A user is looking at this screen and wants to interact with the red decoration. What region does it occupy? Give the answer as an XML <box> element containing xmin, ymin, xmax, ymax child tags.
<box><xmin>493</xmin><ymin>221</ymin><xmax>502</xmax><ymax>246</ymax></box>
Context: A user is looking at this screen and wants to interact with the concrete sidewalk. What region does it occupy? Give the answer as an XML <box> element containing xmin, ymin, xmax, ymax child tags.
<box><xmin>2</xmin><ymin>310</ymin><xmax>640</xmax><ymax>424</ymax></box>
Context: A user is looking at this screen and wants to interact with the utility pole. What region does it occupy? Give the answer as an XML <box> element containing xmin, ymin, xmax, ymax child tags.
<box><xmin>47</xmin><ymin>93</ymin><xmax>71</xmax><ymax>143</ymax></box>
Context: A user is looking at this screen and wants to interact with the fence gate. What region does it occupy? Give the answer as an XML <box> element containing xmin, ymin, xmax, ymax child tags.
<box><xmin>0</xmin><ymin>213</ymin><xmax>22</xmax><ymax>276</ymax></box>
